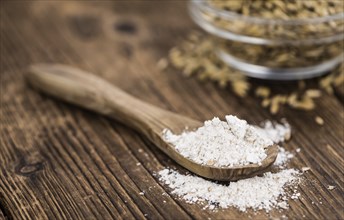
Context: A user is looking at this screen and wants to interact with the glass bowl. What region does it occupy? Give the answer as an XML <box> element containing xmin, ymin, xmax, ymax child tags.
<box><xmin>189</xmin><ymin>0</ymin><xmax>344</xmax><ymax>80</ymax></box>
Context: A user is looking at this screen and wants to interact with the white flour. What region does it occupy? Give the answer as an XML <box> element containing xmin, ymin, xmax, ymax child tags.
<box><xmin>254</xmin><ymin>120</ymin><xmax>293</xmax><ymax>168</ymax></box>
<box><xmin>255</xmin><ymin>120</ymin><xmax>291</xmax><ymax>143</ymax></box>
<box><xmin>159</xmin><ymin>118</ymin><xmax>300</xmax><ymax>212</ymax></box>
<box><xmin>274</xmin><ymin>147</ymin><xmax>294</xmax><ymax>168</ymax></box>
<box><xmin>163</xmin><ymin>115</ymin><xmax>273</xmax><ymax>167</ymax></box>
<box><xmin>158</xmin><ymin>168</ymin><xmax>300</xmax><ymax>212</ymax></box>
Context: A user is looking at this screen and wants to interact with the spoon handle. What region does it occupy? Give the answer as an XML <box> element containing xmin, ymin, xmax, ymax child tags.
<box><xmin>26</xmin><ymin>64</ymin><xmax>187</xmax><ymax>136</ymax></box>
<box><xmin>26</xmin><ymin>64</ymin><xmax>278</xmax><ymax>181</ymax></box>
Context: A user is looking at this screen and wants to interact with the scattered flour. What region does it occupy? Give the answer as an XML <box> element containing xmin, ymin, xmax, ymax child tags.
<box><xmin>163</xmin><ymin>115</ymin><xmax>273</xmax><ymax>167</ymax></box>
<box><xmin>274</xmin><ymin>146</ymin><xmax>294</xmax><ymax>168</ymax></box>
<box><xmin>159</xmin><ymin>117</ymin><xmax>301</xmax><ymax>212</ymax></box>
<box><xmin>158</xmin><ymin>168</ymin><xmax>300</xmax><ymax>212</ymax></box>
<box><xmin>255</xmin><ymin>120</ymin><xmax>291</xmax><ymax>143</ymax></box>
<box><xmin>254</xmin><ymin>120</ymin><xmax>294</xmax><ymax>168</ymax></box>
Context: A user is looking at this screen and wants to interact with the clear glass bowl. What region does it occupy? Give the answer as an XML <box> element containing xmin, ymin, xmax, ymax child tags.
<box><xmin>189</xmin><ymin>0</ymin><xmax>344</xmax><ymax>80</ymax></box>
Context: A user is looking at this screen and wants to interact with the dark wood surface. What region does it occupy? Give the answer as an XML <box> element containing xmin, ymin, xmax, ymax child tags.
<box><xmin>1</xmin><ymin>1</ymin><xmax>343</xmax><ymax>220</ymax></box>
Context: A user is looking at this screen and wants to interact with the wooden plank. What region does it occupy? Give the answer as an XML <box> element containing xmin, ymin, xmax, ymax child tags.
<box><xmin>1</xmin><ymin>1</ymin><xmax>343</xmax><ymax>220</ymax></box>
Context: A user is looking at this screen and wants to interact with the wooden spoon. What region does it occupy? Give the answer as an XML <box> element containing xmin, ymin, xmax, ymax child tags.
<box><xmin>26</xmin><ymin>64</ymin><xmax>278</xmax><ymax>181</ymax></box>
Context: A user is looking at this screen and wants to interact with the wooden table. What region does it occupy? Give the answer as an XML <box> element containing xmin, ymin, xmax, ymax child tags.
<box><xmin>1</xmin><ymin>1</ymin><xmax>343</xmax><ymax>219</ymax></box>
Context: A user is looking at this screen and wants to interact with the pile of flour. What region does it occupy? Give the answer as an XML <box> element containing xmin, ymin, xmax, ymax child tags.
<box><xmin>159</xmin><ymin>168</ymin><xmax>300</xmax><ymax>211</ymax></box>
<box><xmin>163</xmin><ymin>115</ymin><xmax>273</xmax><ymax>167</ymax></box>
<box><xmin>159</xmin><ymin>117</ymin><xmax>300</xmax><ymax>212</ymax></box>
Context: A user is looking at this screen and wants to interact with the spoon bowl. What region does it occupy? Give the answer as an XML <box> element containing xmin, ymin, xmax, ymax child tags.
<box><xmin>26</xmin><ymin>64</ymin><xmax>278</xmax><ymax>181</ymax></box>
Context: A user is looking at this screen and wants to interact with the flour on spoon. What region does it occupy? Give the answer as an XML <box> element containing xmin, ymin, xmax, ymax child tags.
<box><xmin>163</xmin><ymin>115</ymin><xmax>273</xmax><ymax>167</ymax></box>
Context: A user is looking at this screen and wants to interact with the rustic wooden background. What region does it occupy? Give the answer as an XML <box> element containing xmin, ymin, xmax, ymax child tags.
<box><xmin>1</xmin><ymin>1</ymin><xmax>343</xmax><ymax>219</ymax></box>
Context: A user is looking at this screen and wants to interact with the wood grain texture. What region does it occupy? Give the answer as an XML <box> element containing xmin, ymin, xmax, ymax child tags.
<box><xmin>1</xmin><ymin>1</ymin><xmax>343</xmax><ymax>220</ymax></box>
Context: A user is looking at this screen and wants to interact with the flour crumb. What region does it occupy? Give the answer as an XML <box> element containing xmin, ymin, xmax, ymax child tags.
<box><xmin>159</xmin><ymin>168</ymin><xmax>300</xmax><ymax>212</ymax></box>
<box><xmin>277</xmin><ymin>201</ymin><xmax>288</xmax><ymax>209</ymax></box>
<box><xmin>163</xmin><ymin>115</ymin><xmax>273</xmax><ymax>167</ymax></box>
<box><xmin>302</xmin><ymin>167</ymin><xmax>311</xmax><ymax>172</ymax></box>
<box><xmin>291</xmin><ymin>192</ymin><xmax>301</xmax><ymax>200</ymax></box>
<box><xmin>327</xmin><ymin>185</ymin><xmax>335</xmax><ymax>190</ymax></box>
<box><xmin>296</xmin><ymin>148</ymin><xmax>301</xmax><ymax>153</ymax></box>
<box><xmin>139</xmin><ymin>191</ymin><xmax>145</xmax><ymax>196</ymax></box>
